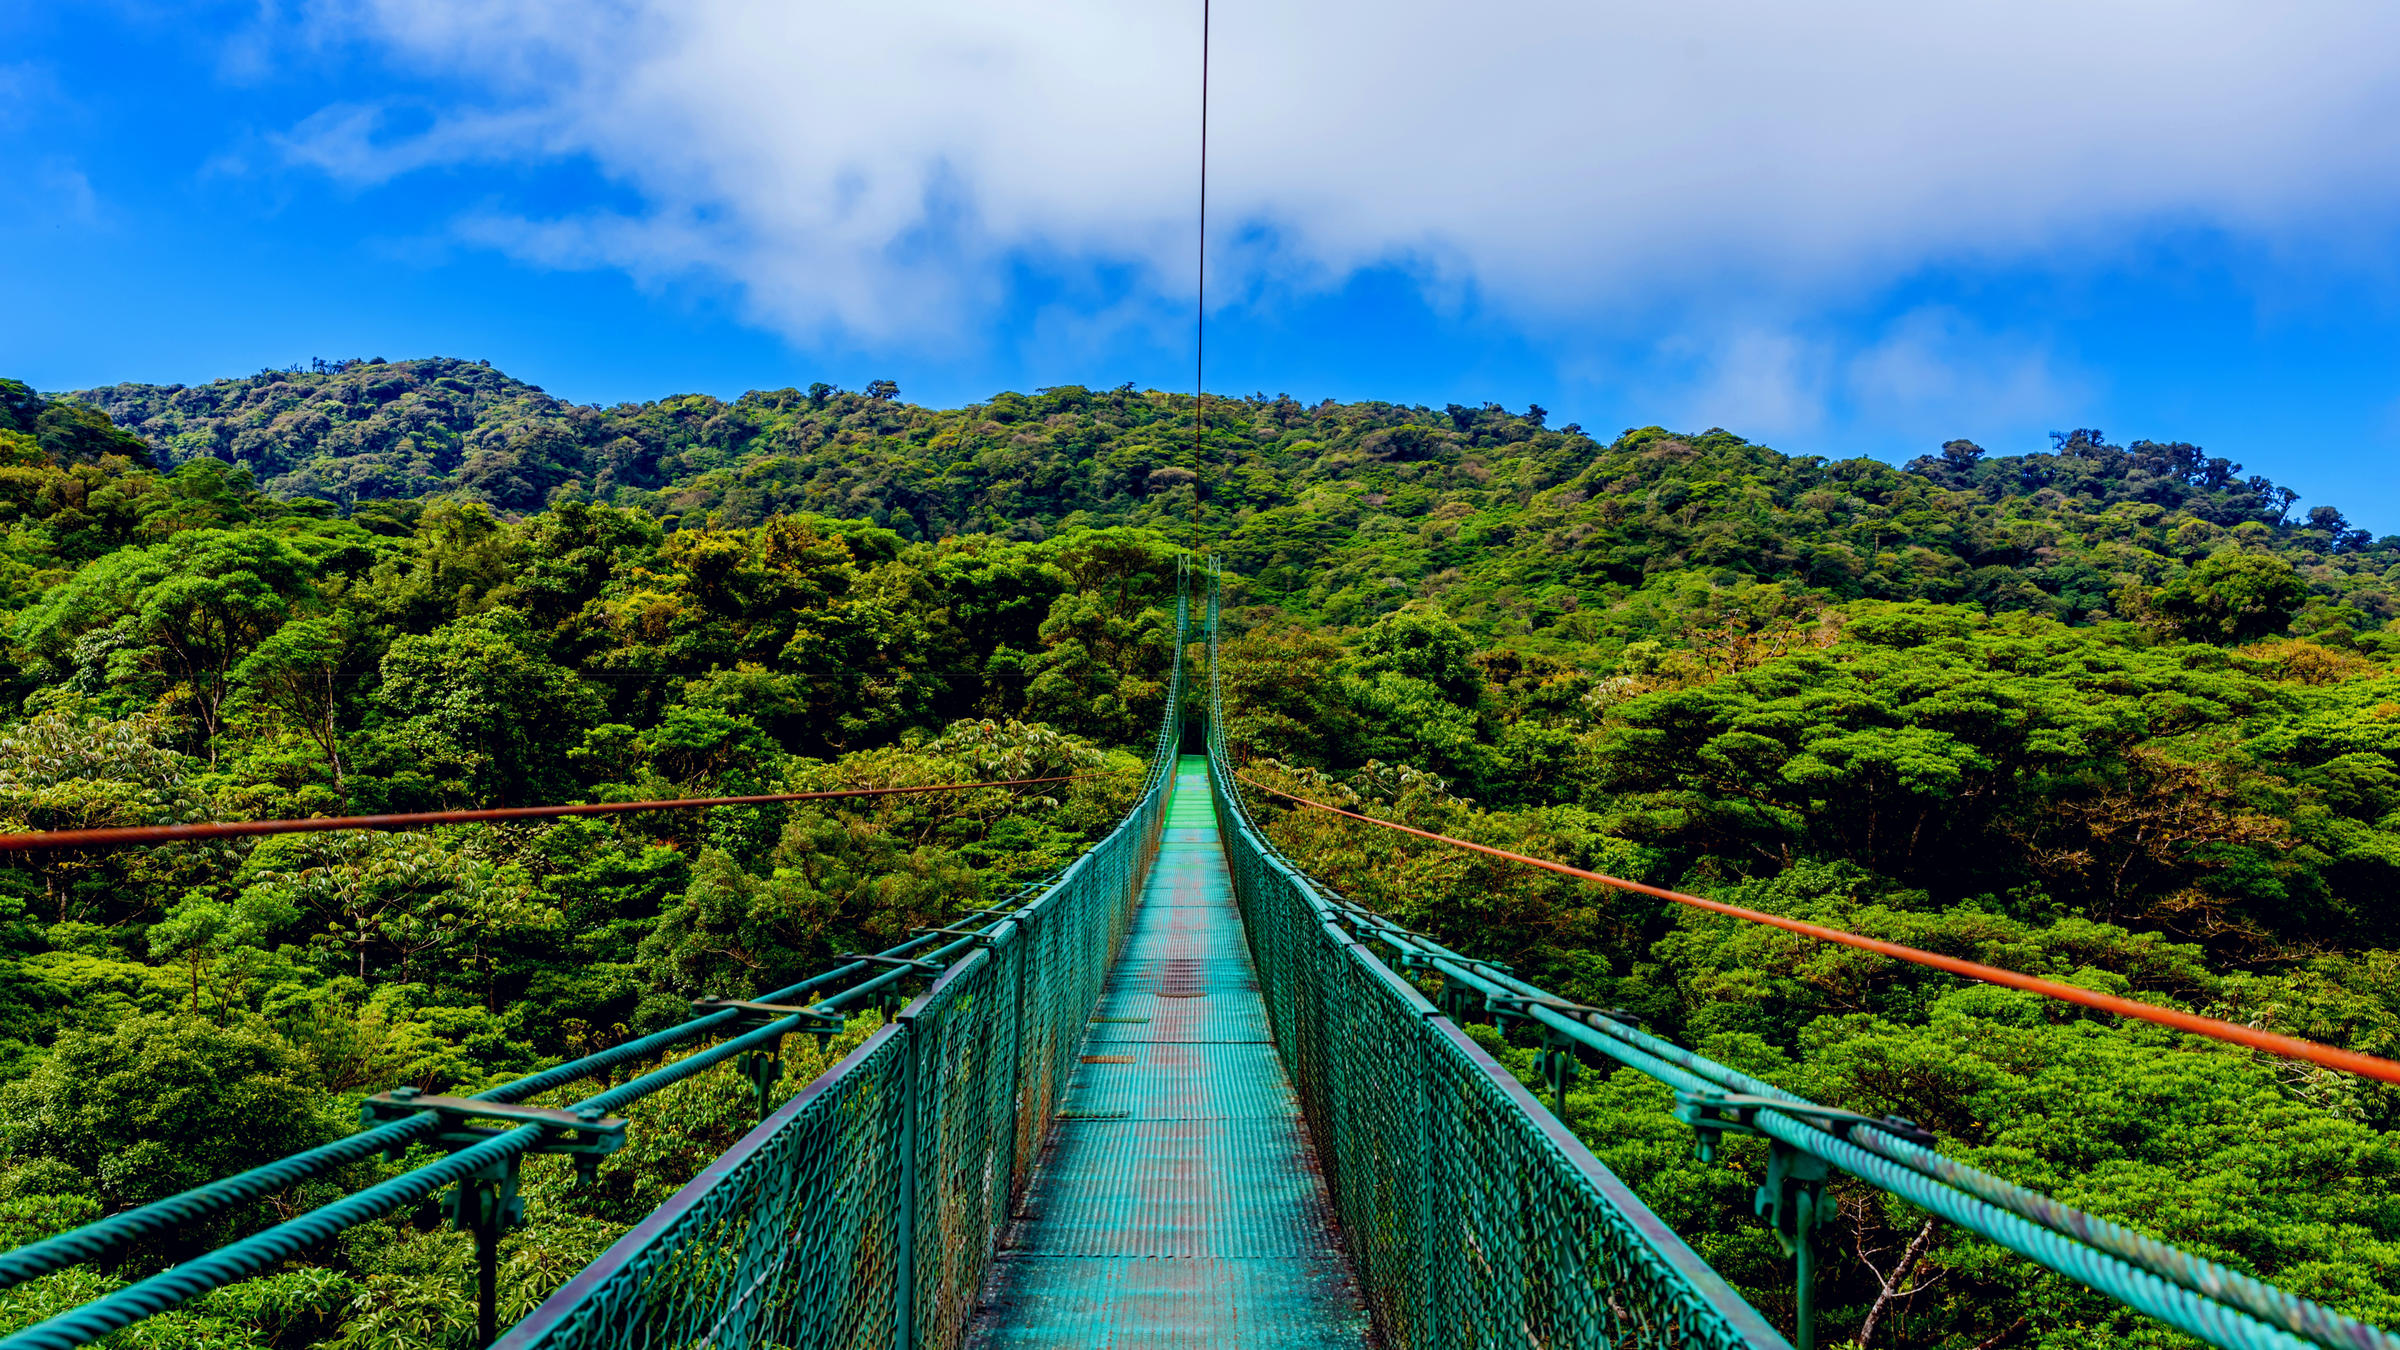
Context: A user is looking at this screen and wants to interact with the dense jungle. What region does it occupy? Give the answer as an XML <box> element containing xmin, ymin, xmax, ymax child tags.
<box><xmin>4</xmin><ymin>357</ymin><xmax>2398</xmax><ymax>1349</ymax></box>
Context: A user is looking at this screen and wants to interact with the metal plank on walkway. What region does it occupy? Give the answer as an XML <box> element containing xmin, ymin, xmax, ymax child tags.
<box><xmin>966</xmin><ymin>757</ymin><xmax>1371</xmax><ymax>1348</ymax></box>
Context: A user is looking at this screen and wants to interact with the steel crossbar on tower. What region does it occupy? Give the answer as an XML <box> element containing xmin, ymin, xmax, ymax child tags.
<box><xmin>1199</xmin><ymin>562</ymin><xmax>2398</xmax><ymax>1350</ymax></box>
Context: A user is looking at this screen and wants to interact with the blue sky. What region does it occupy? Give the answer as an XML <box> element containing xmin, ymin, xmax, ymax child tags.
<box><xmin>7</xmin><ymin>1</ymin><xmax>2400</xmax><ymax>531</ymax></box>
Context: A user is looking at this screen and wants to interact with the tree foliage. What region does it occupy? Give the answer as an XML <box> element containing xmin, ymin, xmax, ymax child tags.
<box><xmin>1</xmin><ymin>369</ymin><xmax>2397</xmax><ymax>1349</ymax></box>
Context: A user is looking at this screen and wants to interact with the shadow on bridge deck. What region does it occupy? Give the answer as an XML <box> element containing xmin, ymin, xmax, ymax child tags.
<box><xmin>966</xmin><ymin>756</ymin><xmax>1371</xmax><ymax>1347</ymax></box>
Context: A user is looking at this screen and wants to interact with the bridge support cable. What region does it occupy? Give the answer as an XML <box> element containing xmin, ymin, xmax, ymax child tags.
<box><xmin>1201</xmin><ymin>565</ymin><xmax>2398</xmax><ymax>1350</ymax></box>
<box><xmin>0</xmin><ymin>581</ymin><xmax>1193</xmax><ymax>1350</ymax></box>
<box><xmin>0</xmin><ymin>774</ymin><xmax>1117</xmax><ymax>853</ymax></box>
<box><xmin>1198</xmin><ymin>562</ymin><xmax>1791</xmax><ymax>1350</ymax></box>
<box><xmin>1228</xmin><ymin>777</ymin><xmax>2400</xmax><ymax>1090</ymax></box>
<box><xmin>489</xmin><ymin>565</ymin><xmax>1195</xmax><ymax>1350</ymax></box>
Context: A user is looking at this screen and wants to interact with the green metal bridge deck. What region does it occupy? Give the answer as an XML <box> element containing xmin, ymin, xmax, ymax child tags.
<box><xmin>968</xmin><ymin>757</ymin><xmax>1370</xmax><ymax>1346</ymax></box>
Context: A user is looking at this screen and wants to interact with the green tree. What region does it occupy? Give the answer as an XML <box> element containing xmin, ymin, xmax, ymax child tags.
<box><xmin>0</xmin><ymin>709</ymin><xmax>195</xmax><ymax>923</ymax></box>
<box><xmin>1353</xmin><ymin>608</ymin><xmax>1483</xmax><ymax>704</ymax></box>
<box><xmin>363</xmin><ymin>500</ymin><xmax>514</xmax><ymax>633</ymax></box>
<box><xmin>2147</xmin><ymin>552</ymin><xmax>2310</xmax><ymax>644</ymax></box>
<box><xmin>239</xmin><ymin>832</ymin><xmax>551</xmax><ymax>990</ymax></box>
<box><xmin>0</xmin><ymin>1013</ymin><xmax>332</xmax><ymax>1212</ymax></box>
<box><xmin>11</xmin><ymin>530</ymin><xmax>318</xmax><ymax>759</ymax></box>
<box><xmin>148</xmin><ymin>886</ymin><xmax>296</xmax><ymax>1014</ymax></box>
<box><xmin>1022</xmin><ymin>593</ymin><xmax>1173</xmax><ymax>745</ymax></box>
<box><xmin>233</xmin><ymin>614</ymin><xmax>356</xmax><ymax>804</ymax></box>
<box><xmin>372</xmin><ymin>609</ymin><xmax>602</xmax><ymax>806</ymax></box>
<box><xmin>637</xmin><ymin>825</ymin><xmax>980</xmax><ymax>1011</ymax></box>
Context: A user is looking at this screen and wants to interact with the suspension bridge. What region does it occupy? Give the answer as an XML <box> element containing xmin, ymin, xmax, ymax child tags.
<box><xmin>1</xmin><ymin>563</ymin><xmax>2395</xmax><ymax>1350</ymax></box>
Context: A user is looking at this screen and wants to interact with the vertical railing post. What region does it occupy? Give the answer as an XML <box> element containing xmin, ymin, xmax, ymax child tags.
<box><xmin>472</xmin><ymin>1194</ymin><xmax>499</xmax><ymax>1349</ymax></box>
<box><xmin>1010</xmin><ymin>916</ymin><xmax>1031</xmax><ymax>1191</ymax></box>
<box><xmin>894</xmin><ymin>1016</ymin><xmax>918</xmax><ymax>1350</ymax></box>
<box><xmin>447</xmin><ymin>1156</ymin><xmax>521</xmax><ymax>1349</ymax></box>
<box><xmin>1413</xmin><ymin>1011</ymin><xmax>1443</xmax><ymax>1349</ymax></box>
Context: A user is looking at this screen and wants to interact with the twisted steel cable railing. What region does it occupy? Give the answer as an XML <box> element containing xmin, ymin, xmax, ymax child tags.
<box><xmin>0</xmin><ymin>776</ymin><xmax>1116</xmax><ymax>853</ymax></box>
<box><xmin>0</xmin><ymin>575</ymin><xmax>1194</xmax><ymax>1350</ymax></box>
<box><xmin>0</xmin><ymin>899</ymin><xmax>1021</xmax><ymax>1350</ymax></box>
<box><xmin>1199</xmin><ymin>561</ymin><xmax>2399</xmax><ymax>1350</ymax></box>
<box><xmin>1229</xmin><ymin>779</ymin><xmax>2400</xmax><ymax>1089</ymax></box>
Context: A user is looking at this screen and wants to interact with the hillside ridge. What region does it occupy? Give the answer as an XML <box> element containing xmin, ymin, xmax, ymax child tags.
<box><xmin>53</xmin><ymin>359</ymin><xmax>2400</xmax><ymax>637</ymax></box>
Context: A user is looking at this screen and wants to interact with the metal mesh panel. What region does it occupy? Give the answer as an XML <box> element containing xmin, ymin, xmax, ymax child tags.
<box><xmin>501</xmin><ymin>584</ymin><xmax>1189</xmax><ymax>1350</ymax></box>
<box><xmin>503</xmin><ymin>1027</ymin><xmax>911</xmax><ymax>1350</ymax></box>
<box><xmin>1201</xmin><ymin>567</ymin><xmax>1789</xmax><ymax>1350</ymax></box>
<box><xmin>906</xmin><ymin>946</ymin><xmax>1015</xmax><ymax>1350</ymax></box>
<box><xmin>1209</xmin><ymin>778</ymin><xmax>1788</xmax><ymax>1350</ymax></box>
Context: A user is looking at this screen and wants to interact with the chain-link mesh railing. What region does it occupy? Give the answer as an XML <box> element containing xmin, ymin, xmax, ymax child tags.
<box><xmin>494</xmin><ymin>576</ymin><xmax>1191</xmax><ymax>1350</ymax></box>
<box><xmin>517</xmin><ymin>1029</ymin><xmax>912</xmax><ymax>1350</ymax></box>
<box><xmin>1199</xmin><ymin>565</ymin><xmax>1790</xmax><ymax>1350</ymax></box>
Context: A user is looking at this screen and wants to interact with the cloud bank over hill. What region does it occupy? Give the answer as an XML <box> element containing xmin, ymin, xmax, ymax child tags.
<box><xmin>290</xmin><ymin>0</ymin><xmax>2400</xmax><ymax>356</ymax></box>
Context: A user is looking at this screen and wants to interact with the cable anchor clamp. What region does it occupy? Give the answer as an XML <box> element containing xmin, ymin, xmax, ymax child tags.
<box><xmin>1671</xmin><ymin>1090</ymin><xmax>1935</xmax><ymax>1164</ymax></box>
<box><xmin>692</xmin><ymin>995</ymin><xmax>847</xmax><ymax>1037</ymax></box>
<box><xmin>360</xmin><ymin>1088</ymin><xmax>627</xmax><ymax>1185</ymax></box>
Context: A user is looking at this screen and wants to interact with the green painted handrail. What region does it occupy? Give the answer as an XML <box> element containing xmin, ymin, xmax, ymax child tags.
<box><xmin>1199</xmin><ymin>562</ymin><xmax>1792</xmax><ymax>1350</ymax></box>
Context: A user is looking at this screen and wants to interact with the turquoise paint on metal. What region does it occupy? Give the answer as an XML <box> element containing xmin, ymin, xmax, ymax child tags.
<box><xmin>966</xmin><ymin>757</ymin><xmax>1372</xmax><ymax>1348</ymax></box>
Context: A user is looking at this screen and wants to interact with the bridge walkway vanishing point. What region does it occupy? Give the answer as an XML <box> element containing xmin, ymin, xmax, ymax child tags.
<box><xmin>967</xmin><ymin>756</ymin><xmax>1371</xmax><ymax>1347</ymax></box>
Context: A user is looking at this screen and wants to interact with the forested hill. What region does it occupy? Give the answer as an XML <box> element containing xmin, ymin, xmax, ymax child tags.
<box><xmin>61</xmin><ymin>357</ymin><xmax>2400</xmax><ymax>636</ymax></box>
<box><xmin>8</xmin><ymin>367</ymin><xmax>2400</xmax><ymax>1347</ymax></box>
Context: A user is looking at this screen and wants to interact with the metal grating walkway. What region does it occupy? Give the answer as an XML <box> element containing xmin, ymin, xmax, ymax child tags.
<box><xmin>966</xmin><ymin>756</ymin><xmax>1371</xmax><ymax>1347</ymax></box>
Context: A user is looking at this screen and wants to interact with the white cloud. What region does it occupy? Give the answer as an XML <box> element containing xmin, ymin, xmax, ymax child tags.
<box><xmin>285</xmin><ymin>0</ymin><xmax>2400</xmax><ymax>352</ymax></box>
<box><xmin>1647</xmin><ymin>310</ymin><xmax>2087</xmax><ymax>446</ymax></box>
<box><xmin>272</xmin><ymin>102</ymin><xmax>561</xmax><ymax>185</ymax></box>
<box><xmin>1841</xmin><ymin>309</ymin><xmax>2089</xmax><ymax>441</ymax></box>
<box><xmin>1670</xmin><ymin>329</ymin><xmax>1833</xmax><ymax>438</ymax></box>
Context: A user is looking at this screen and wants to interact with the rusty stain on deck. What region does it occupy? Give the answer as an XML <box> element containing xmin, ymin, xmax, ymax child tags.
<box><xmin>965</xmin><ymin>756</ymin><xmax>1371</xmax><ymax>1348</ymax></box>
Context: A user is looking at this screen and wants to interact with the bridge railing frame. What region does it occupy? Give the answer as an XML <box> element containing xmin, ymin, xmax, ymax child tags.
<box><xmin>1199</xmin><ymin>562</ymin><xmax>1792</xmax><ymax>1350</ymax></box>
<box><xmin>491</xmin><ymin>570</ymin><xmax>1193</xmax><ymax>1350</ymax></box>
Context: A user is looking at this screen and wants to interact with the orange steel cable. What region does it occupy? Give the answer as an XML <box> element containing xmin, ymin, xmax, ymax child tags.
<box><xmin>1235</xmin><ymin>772</ymin><xmax>2400</xmax><ymax>1088</ymax></box>
<box><xmin>0</xmin><ymin>774</ymin><xmax>1117</xmax><ymax>853</ymax></box>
